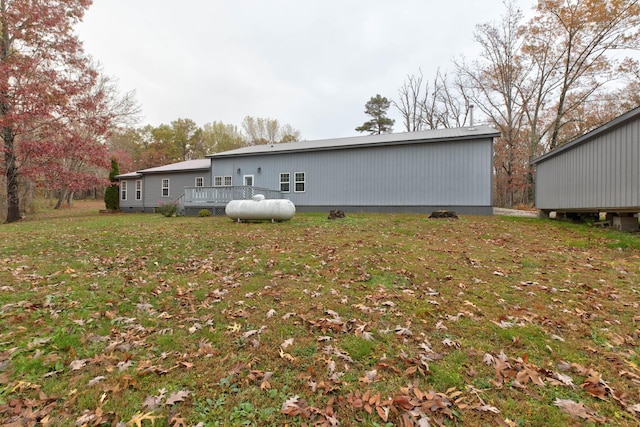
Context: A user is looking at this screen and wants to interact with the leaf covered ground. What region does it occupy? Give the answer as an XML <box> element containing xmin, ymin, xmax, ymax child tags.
<box><xmin>1</xmin><ymin>202</ymin><xmax>639</xmax><ymax>426</ymax></box>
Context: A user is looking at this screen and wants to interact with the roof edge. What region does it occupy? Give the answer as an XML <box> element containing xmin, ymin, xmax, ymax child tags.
<box><xmin>208</xmin><ymin>126</ymin><xmax>500</xmax><ymax>159</ymax></box>
<box><xmin>115</xmin><ymin>172</ymin><xmax>142</xmax><ymax>179</ymax></box>
<box><xmin>531</xmin><ymin>105</ymin><xmax>640</xmax><ymax>165</ymax></box>
<box><xmin>138</xmin><ymin>167</ymin><xmax>210</xmax><ymax>175</ymax></box>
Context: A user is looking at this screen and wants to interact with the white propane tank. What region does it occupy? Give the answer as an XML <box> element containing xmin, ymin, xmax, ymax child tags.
<box><xmin>225</xmin><ymin>194</ymin><xmax>296</xmax><ymax>222</ymax></box>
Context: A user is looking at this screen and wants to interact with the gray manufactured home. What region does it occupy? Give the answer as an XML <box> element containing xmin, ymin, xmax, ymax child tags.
<box><xmin>117</xmin><ymin>126</ymin><xmax>499</xmax><ymax>216</ymax></box>
<box><xmin>117</xmin><ymin>159</ymin><xmax>211</xmax><ymax>213</ymax></box>
<box><xmin>206</xmin><ymin>126</ymin><xmax>498</xmax><ymax>215</ymax></box>
<box><xmin>531</xmin><ymin>106</ymin><xmax>640</xmax><ymax>230</ymax></box>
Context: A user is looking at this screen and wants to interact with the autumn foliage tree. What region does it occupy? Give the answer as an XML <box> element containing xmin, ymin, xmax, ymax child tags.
<box><xmin>527</xmin><ymin>0</ymin><xmax>640</xmax><ymax>150</ymax></box>
<box><xmin>0</xmin><ymin>0</ymin><xmax>108</xmax><ymax>222</ymax></box>
<box><xmin>241</xmin><ymin>116</ymin><xmax>301</xmax><ymax>145</ymax></box>
<box><xmin>446</xmin><ymin>0</ymin><xmax>640</xmax><ymax>207</ymax></box>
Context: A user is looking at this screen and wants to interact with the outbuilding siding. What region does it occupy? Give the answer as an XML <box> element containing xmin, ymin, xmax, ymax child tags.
<box><xmin>533</xmin><ymin>108</ymin><xmax>640</xmax><ymax>212</ymax></box>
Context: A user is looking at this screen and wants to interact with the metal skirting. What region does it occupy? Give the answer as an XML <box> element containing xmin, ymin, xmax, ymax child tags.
<box><xmin>293</xmin><ymin>205</ymin><xmax>494</xmax><ymax>216</ymax></box>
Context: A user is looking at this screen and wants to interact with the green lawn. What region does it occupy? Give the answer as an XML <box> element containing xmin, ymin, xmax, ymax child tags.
<box><xmin>1</xmin><ymin>201</ymin><xmax>639</xmax><ymax>426</ymax></box>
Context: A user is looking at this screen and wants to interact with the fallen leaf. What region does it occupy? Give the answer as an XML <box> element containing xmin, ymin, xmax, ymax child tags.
<box><xmin>476</xmin><ymin>404</ymin><xmax>501</xmax><ymax>414</ymax></box>
<box><xmin>87</xmin><ymin>376</ymin><xmax>106</xmax><ymax>386</ymax></box>
<box><xmin>376</xmin><ymin>405</ymin><xmax>389</xmax><ymax>422</ymax></box>
<box><xmin>554</xmin><ymin>398</ymin><xmax>605</xmax><ymax>423</ymax></box>
<box><xmin>483</xmin><ymin>353</ymin><xmax>495</xmax><ymax>365</ymax></box>
<box><xmin>227</xmin><ymin>323</ymin><xmax>241</xmax><ymax>333</ymax></box>
<box><xmin>169</xmin><ymin>413</ymin><xmax>187</xmax><ymax>427</ymax></box>
<box><xmin>166</xmin><ymin>390</ymin><xmax>190</xmax><ymax>405</ymax></box>
<box><xmin>127</xmin><ymin>412</ymin><xmax>162</xmax><ymax>427</ymax></box>
<box><xmin>281</xmin><ymin>338</ymin><xmax>294</xmax><ymax>349</ymax></box>
<box><xmin>628</xmin><ymin>403</ymin><xmax>640</xmax><ymax>416</ymax></box>
<box><xmin>441</xmin><ymin>338</ymin><xmax>460</xmax><ymax>348</ymax></box>
<box><xmin>142</xmin><ymin>395</ymin><xmax>161</xmax><ymax>411</ymax></box>
<box><xmin>281</xmin><ymin>395</ymin><xmax>309</xmax><ymax>418</ymax></box>
<box><xmin>550</xmin><ymin>371</ymin><xmax>575</xmax><ymax>388</ymax></box>
<box><xmin>279</xmin><ymin>347</ymin><xmax>296</xmax><ymax>362</ymax></box>
<box><xmin>69</xmin><ymin>359</ymin><xmax>87</xmax><ymax>371</ymax></box>
<box><xmin>395</xmin><ymin>326</ymin><xmax>412</xmax><ymax>336</ymax></box>
<box><xmin>359</xmin><ymin>369</ymin><xmax>377</xmax><ymax>383</ymax></box>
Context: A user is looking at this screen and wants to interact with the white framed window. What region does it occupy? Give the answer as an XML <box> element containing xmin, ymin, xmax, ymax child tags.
<box><xmin>243</xmin><ymin>175</ymin><xmax>254</xmax><ymax>186</ymax></box>
<box><xmin>294</xmin><ymin>172</ymin><xmax>305</xmax><ymax>193</ymax></box>
<box><xmin>161</xmin><ymin>178</ymin><xmax>170</xmax><ymax>197</ymax></box>
<box><xmin>120</xmin><ymin>180</ymin><xmax>127</xmax><ymax>200</ymax></box>
<box><xmin>195</xmin><ymin>177</ymin><xmax>204</xmax><ymax>187</ymax></box>
<box><xmin>135</xmin><ymin>180</ymin><xmax>142</xmax><ymax>200</ymax></box>
<box><xmin>224</xmin><ymin>176</ymin><xmax>232</xmax><ymax>186</ymax></box>
<box><xmin>214</xmin><ymin>176</ymin><xmax>223</xmax><ymax>186</ymax></box>
<box><xmin>279</xmin><ymin>173</ymin><xmax>290</xmax><ymax>192</ymax></box>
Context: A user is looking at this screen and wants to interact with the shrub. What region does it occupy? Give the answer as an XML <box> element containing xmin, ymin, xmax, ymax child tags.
<box><xmin>104</xmin><ymin>159</ymin><xmax>120</xmax><ymax>211</ymax></box>
<box><xmin>104</xmin><ymin>185</ymin><xmax>119</xmax><ymax>211</ymax></box>
<box><xmin>157</xmin><ymin>202</ymin><xmax>178</xmax><ymax>217</ymax></box>
<box><xmin>198</xmin><ymin>209</ymin><xmax>212</xmax><ymax>217</ymax></box>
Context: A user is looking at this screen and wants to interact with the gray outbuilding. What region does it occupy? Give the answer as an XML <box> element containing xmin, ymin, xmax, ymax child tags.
<box><xmin>531</xmin><ymin>106</ymin><xmax>640</xmax><ymax>230</ymax></box>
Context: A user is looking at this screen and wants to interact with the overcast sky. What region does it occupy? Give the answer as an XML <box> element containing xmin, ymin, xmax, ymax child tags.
<box><xmin>75</xmin><ymin>1</ymin><xmax>535</xmax><ymax>141</ymax></box>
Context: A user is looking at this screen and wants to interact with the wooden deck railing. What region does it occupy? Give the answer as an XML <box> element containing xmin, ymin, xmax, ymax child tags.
<box><xmin>181</xmin><ymin>186</ymin><xmax>284</xmax><ymax>207</ymax></box>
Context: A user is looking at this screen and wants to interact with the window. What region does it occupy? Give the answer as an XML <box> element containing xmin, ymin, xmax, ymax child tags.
<box><xmin>279</xmin><ymin>173</ymin><xmax>290</xmax><ymax>192</ymax></box>
<box><xmin>135</xmin><ymin>180</ymin><xmax>142</xmax><ymax>200</ymax></box>
<box><xmin>244</xmin><ymin>175</ymin><xmax>254</xmax><ymax>186</ymax></box>
<box><xmin>294</xmin><ymin>172</ymin><xmax>305</xmax><ymax>192</ymax></box>
<box><xmin>214</xmin><ymin>176</ymin><xmax>223</xmax><ymax>186</ymax></box>
<box><xmin>195</xmin><ymin>177</ymin><xmax>204</xmax><ymax>187</ymax></box>
<box><xmin>224</xmin><ymin>176</ymin><xmax>232</xmax><ymax>186</ymax></box>
<box><xmin>120</xmin><ymin>181</ymin><xmax>127</xmax><ymax>200</ymax></box>
<box><xmin>161</xmin><ymin>178</ymin><xmax>170</xmax><ymax>197</ymax></box>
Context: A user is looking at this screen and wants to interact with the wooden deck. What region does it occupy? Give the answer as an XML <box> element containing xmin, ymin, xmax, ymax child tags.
<box><xmin>178</xmin><ymin>186</ymin><xmax>285</xmax><ymax>215</ymax></box>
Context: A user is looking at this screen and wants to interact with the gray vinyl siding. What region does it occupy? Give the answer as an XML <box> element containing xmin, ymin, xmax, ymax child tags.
<box><xmin>535</xmin><ymin>115</ymin><xmax>640</xmax><ymax>211</ymax></box>
<box><xmin>211</xmin><ymin>138</ymin><xmax>493</xmax><ymax>211</ymax></box>
<box><xmin>142</xmin><ymin>172</ymin><xmax>210</xmax><ymax>211</ymax></box>
<box><xmin>119</xmin><ymin>178</ymin><xmax>144</xmax><ymax>212</ymax></box>
<box><xmin>119</xmin><ymin>171</ymin><xmax>209</xmax><ymax>212</ymax></box>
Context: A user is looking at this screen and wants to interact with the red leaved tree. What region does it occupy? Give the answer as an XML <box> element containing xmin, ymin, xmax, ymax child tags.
<box><xmin>0</xmin><ymin>0</ymin><xmax>98</xmax><ymax>222</ymax></box>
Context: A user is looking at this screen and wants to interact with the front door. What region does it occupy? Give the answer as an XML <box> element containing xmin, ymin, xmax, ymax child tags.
<box><xmin>243</xmin><ymin>175</ymin><xmax>254</xmax><ymax>186</ymax></box>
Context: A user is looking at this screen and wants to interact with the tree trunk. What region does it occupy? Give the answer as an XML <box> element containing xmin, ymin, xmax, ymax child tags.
<box><xmin>55</xmin><ymin>187</ymin><xmax>69</xmax><ymax>209</ymax></box>
<box><xmin>3</xmin><ymin>128</ymin><xmax>20</xmax><ymax>222</ymax></box>
<box><xmin>1</xmin><ymin>0</ymin><xmax>20</xmax><ymax>223</ymax></box>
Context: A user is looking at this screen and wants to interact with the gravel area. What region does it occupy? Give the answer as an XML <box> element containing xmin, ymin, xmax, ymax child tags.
<box><xmin>493</xmin><ymin>207</ymin><xmax>539</xmax><ymax>217</ymax></box>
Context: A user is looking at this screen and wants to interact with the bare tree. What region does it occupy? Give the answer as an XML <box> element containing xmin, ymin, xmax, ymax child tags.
<box><xmin>434</xmin><ymin>71</ymin><xmax>473</xmax><ymax>128</ymax></box>
<box><xmin>456</xmin><ymin>1</ymin><xmax>531</xmax><ymax>207</ymax></box>
<box><xmin>394</xmin><ymin>69</ymin><xmax>428</xmax><ymax>131</ymax></box>
<box><xmin>394</xmin><ymin>68</ymin><xmax>473</xmax><ymax>131</ymax></box>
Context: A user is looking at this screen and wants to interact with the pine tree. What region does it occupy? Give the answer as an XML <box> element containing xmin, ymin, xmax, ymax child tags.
<box><xmin>356</xmin><ymin>94</ymin><xmax>395</xmax><ymax>135</ymax></box>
